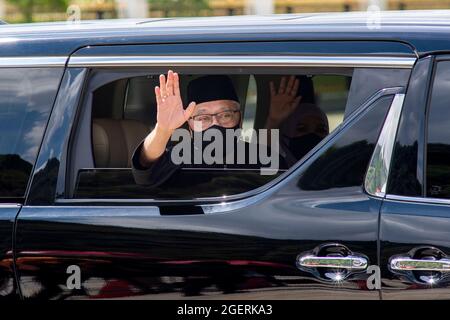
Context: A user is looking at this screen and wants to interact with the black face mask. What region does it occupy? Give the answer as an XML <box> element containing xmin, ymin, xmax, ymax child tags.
<box><xmin>288</xmin><ymin>133</ymin><xmax>324</xmax><ymax>160</ymax></box>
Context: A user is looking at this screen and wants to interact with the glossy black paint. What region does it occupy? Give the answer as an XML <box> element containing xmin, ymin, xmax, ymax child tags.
<box><xmin>15</xmin><ymin>83</ymin><xmax>394</xmax><ymax>299</ymax></box>
<box><xmin>387</xmin><ymin>56</ymin><xmax>434</xmax><ymax>196</ymax></box>
<box><xmin>26</xmin><ymin>68</ymin><xmax>88</xmax><ymax>205</ymax></box>
<box><xmin>0</xmin><ymin>205</ymin><xmax>19</xmax><ymax>300</ymax></box>
<box><xmin>380</xmin><ymin>199</ymin><xmax>450</xmax><ymax>299</ymax></box>
<box><xmin>9</xmin><ymin>11</ymin><xmax>450</xmax><ymax>58</ymax></box>
<box><xmin>425</xmin><ymin>57</ymin><xmax>450</xmax><ymax>199</ymax></box>
<box><xmin>16</xmin><ymin>200</ymin><xmax>379</xmax><ymax>300</ymax></box>
<box><xmin>380</xmin><ymin>55</ymin><xmax>450</xmax><ymax>300</ymax></box>
<box><xmin>4</xmin><ymin>11</ymin><xmax>450</xmax><ymax>300</ymax></box>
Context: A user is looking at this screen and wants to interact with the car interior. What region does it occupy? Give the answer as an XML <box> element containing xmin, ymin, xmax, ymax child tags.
<box><xmin>90</xmin><ymin>74</ymin><xmax>252</xmax><ymax>169</ymax></box>
<box><xmin>71</xmin><ymin>72</ymin><xmax>352</xmax><ymax>199</ymax></box>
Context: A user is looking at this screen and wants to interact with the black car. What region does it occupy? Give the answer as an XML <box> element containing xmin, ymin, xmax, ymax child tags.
<box><xmin>1</xmin><ymin>10</ymin><xmax>450</xmax><ymax>300</ymax></box>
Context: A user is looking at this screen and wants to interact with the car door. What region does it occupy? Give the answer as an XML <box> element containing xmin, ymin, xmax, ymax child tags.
<box><xmin>380</xmin><ymin>55</ymin><xmax>450</xmax><ymax>299</ymax></box>
<box><xmin>14</xmin><ymin>41</ymin><xmax>415</xmax><ymax>300</ymax></box>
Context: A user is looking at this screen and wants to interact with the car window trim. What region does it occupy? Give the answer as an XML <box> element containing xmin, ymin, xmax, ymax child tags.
<box><xmin>67</xmin><ymin>55</ymin><xmax>416</xmax><ymax>69</ymax></box>
<box><xmin>422</xmin><ymin>55</ymin><xmax>450</xmax><ymax>202</ymax></box>
<box><xmin>364</xmin><ymin>93</ymin><xmax>406</xmax><ymax>198</ymax></box>
<box><xmin>0</xmin><ymin>55</ymin><xmax>415</xmax><ymax>69</ymax></box>
<box><xmin>0</xmin><ymin>56</ymin><xmax>67</xmax><ymax>68</ymax></box>
<box><xmin>385</xmin><ymin>194</ymin><xmax>450</xmax><ymax>206</ymax></box>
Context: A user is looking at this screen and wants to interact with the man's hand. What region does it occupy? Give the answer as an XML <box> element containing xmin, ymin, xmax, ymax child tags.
<box><xmin>155</xmin><ymin>70</ymin><xmax>196</xmax><ymax>133</ymax></box>
<box><xmin>139</xmin><ymin>70</ymin><xmax>196</xmax><ymax>167</ymax></box>
<box><xmin>266</xmin><ymin>76</ymin><xmax>301</xmax><ymax>128</ymax></box>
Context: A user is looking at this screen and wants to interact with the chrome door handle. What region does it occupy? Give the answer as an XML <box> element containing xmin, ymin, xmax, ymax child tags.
<box><xmin>298</xmin><ymin>255</ymin><xmax>368</xmax><ymax>270</ymax></box>
<box><xmin>390</xmin><ymin>257</ymin><xmax>450</xmax><ymax>271</ymax></box>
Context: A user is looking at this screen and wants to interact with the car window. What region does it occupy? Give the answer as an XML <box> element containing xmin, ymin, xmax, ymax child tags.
<box><xmin>0</xmin><ymin>68</ymin><xmax>62</xmax><ymax>200</ymax></box>
<box><xmin>426</xmin><ymin>60</ymin><xmax>450</xmax><ymax>199</ymax></box>
<box><xmin>69</xmin><ymin>69</ymin><xmax>354</xmax><ymax>200</ymax></box>
<box><xmin>298</xmin><ymin>95</ymin><xmax>394</xmax><ymax>191</ymax></box>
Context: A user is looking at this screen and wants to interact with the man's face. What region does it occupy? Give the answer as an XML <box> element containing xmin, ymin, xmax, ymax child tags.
<box><xmin>188</xmin><ymin>99</ymin><xmax>241</xmax><ymax>132</ymax></box>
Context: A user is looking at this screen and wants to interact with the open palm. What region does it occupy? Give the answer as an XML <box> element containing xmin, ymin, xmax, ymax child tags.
<box><xmin>155</xmin><ymin>70</ymin><xmax>196</xmax><ymax>132</ymax></box>
<box><xmin>268</xmin><ymin>75</ymin><xmax>301</xmax><ymax>126</ymax></box>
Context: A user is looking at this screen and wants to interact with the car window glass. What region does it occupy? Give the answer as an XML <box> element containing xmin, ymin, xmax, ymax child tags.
<box><xmin>0</xmin><ymin>68</ymin><xmax>62</xmax><ymax>200</ymax></box>
<box><xmin>298</xmin><ymin>95</ymin><xmax>393</xmax><ymax>191</ymax></box>
<box><xmin>426</xmin><ymin>60</ymin><xmax>450</xmax><ymax>199</ymax></box>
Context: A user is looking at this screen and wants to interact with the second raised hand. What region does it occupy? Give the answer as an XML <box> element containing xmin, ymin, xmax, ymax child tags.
<box><xmin>155</xmin><ymin>70</ymin><xmax>196</xmax><ymax>133</ymax></box>
<box><xmin>267</xmin><ymin>75</ymin><xmax>302</xmax><ymax>127</ymax></box>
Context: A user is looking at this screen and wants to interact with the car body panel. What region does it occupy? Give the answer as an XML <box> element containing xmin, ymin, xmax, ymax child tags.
<box><xmin>15</xmin><ymin>41</ymin><xmax>400</xmax><ymax>297</ymax></box>
<box><xmin>6</xmin><ymin>10</ymin><xmax>450</xmax><ymax>57</ymax></box>
<box><xmin>380</xmin><ymin>198</ymin><xmax>450</xmax><ymax>299</ymax></box>
<box><xmin>380</xmin><ymin>54</ymin><xmax>450</xmax><ymax>299</ymax></box>
<box><xmin>0</xmin><ymin>205</ymin><xmax>20</xmax><ymax>299</ymax></box>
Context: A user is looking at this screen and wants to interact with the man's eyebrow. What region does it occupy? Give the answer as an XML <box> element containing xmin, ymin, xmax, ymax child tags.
<box><xmin>195</xmin><ymin>108</ymin><xmax>209</xmax><ymax>115</ymax></box>
<box><xmin>195</xmin><ymin>103</ymin><xmax>240</xmax><ymax>115</ymax></box>
<box><xmin>217</xmin><ymin>104</ymin><xmax>240</xmax><ymax>111</ymax></box>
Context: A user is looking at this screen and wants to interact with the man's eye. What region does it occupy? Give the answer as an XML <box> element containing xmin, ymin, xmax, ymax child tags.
<box><xmin>195</xmin><ymin>115</ymin><xmax>211</xmax><ymax>122</ymax></box>
<box><xmin>220</xmin><ymin>111</ymin><xmax>235</xmax><ymax>119</ymax></box>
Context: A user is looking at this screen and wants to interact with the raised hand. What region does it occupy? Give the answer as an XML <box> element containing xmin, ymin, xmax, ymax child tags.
<box><xmin>267</xmin><ymin>75</ymin><xmax>302</xmax><ymax>127</ymax></box>
<box><xmin>155</xmin><ymin>70</ymin><xmax>196</xmax><ymax>133</ymax></box>
<box><xmin>139</xmin><ymin>70</ymin><xmax>196</xmax><ymax>166</ymax></box>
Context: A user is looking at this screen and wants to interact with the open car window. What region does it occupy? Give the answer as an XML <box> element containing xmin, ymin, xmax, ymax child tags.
<box><xmin>68</xmin><ymin>68</ymin><xmax>356</xmax><ymax>200</ymax></box>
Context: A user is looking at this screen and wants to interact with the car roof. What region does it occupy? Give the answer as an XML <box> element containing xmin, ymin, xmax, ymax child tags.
<box><xmin>2</xmin><ymin>10</ymin><xmax>450</xmax><ymax>57</ymax></box>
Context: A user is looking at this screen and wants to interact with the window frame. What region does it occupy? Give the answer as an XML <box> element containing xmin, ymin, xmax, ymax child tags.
<box><xmin>423</xmin><ymin>56</ymin><xmax>450</xmax><ymax>202</ymax></box>
<box><xmin>11</xmin><ymin>54</ymin><xmax>413</xmax><ymax>207</ymax></box>
<box><xmin>53</xmin><ymin>54</ymin><xmax>417</xmax><ymax>207</ymax></box>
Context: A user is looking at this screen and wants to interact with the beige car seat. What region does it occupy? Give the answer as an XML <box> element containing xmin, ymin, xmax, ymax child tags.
<box><xmin>92</xmin><ymin>118</ymin><xmax>148</xmax><ymax>168</ymax></box>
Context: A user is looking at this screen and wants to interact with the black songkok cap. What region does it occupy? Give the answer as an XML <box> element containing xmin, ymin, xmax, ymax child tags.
<box><xmin>187</xmin><ymin>75</ymin><xmax>240</xmax><ymax>105</ymax></box>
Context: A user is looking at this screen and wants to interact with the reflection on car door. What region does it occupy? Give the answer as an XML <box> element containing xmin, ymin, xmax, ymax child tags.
<box><xmin>0</xmin><ymin>205</ymin><xmax>19</xmax><ymax>299</ymax></box>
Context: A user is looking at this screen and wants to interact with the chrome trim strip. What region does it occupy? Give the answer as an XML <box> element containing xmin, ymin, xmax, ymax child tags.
<box><xmin>0</xmin><ymin>56</ymin><xmax>67</xmax><ymax>68</ymax></box>
<box><xmin>298</xmin><ymin>255</ymin><xmax>368</xmax><ymax>270</ymax></box>
<box><xmin>0</xmin><ymin>204</ymin><xmax>21</xmax><ymax>208</ymax></box>
<box><xmin>68</xmin><ymin>55</ymin><xmax>416</xmax><ymax>69</ymax></box>
<box><xmin>365</xmin><ymin>94</ymin><xmax>405</xmax><ymax>198</ymax></box>
<box><xmin>20</xmin><ymin>206</ymin><xmax>160</xmax><ymax>217</ymax></box>
<box><xmin>390</xmin><ymin>257</ymin><xmax>450</xmax><ymax>272</ymax></box>
<box><xmin>385</xmin><ymin>194</ymin><xmax>450</xmax><ymax>206</ymax></box>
